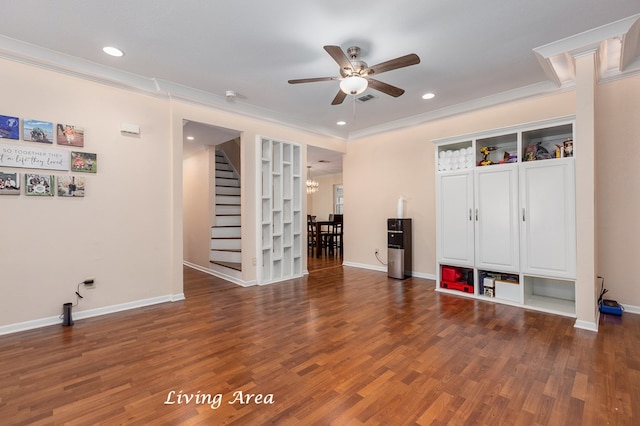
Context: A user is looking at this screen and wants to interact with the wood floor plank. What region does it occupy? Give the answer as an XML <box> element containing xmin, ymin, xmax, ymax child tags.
<box><xmin>1</xmin><ymin>260</ymin><xmax>639</xmax><ymax>424</ymax></box>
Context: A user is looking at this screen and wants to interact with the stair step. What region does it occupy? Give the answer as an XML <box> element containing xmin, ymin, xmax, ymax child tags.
<box><xmin>215</xmin><ymin>162</ymin><xmax>233</xmax><ymax>172</ymax></box>
<box><xmin>210</xmin><ymin>261</ymin><xmax>242</xmax><ymax>272</ymax></box>
<box><xmin>211</xmin><ymin>226</ymin><xmax>241</xmax><ymax>238</ymax></box>
<box><xmin>210</xmin><ymin>238</ymin><xmax>241</xmax><ymax>250</ymax></box>
<box><xmin>216</xmin><ymin>177</ymin><xmax>240</xmax><ymax>187</ymax></box>
<box><xmin>216</xmin><ymin>205</ymin><xmax>241</xmax><ymax>215</ymax></box>
<box><xmin>216</xmin><ymin>170</ymin><xmax>236</xmax><ymax>179</ymax></box>
<box><xmin>216</xmin><ymin>186</ymin><xmax>240</xmax><ymax>195</ymax></box>
<box><xmin>216</xmin><ymin>195</ymin><xmax>241</xmax><ymax>205</ymax></box>
<box><xmin>210</xmin><ymin>249</ymin><xmax>241</xmax><ymax>263</ymax></box>
<box><xmin>216</xmin><ymin>215</ymin><xmax>241</xmax><ymax>226</ymax></box>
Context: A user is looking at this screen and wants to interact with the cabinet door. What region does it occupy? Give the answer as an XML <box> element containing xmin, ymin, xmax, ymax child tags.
<box><xmin>437</xmin><ymin>171</ymin><xmax>474</xmax><ymax>266</ymax></box>
<box><xmin>520</xmin><ymin>159</ymin><xmax>576</xmax><ymax>279</ymax></box>
<box><xmin>474</xmin><ymin>165</ymin><xmax>519</xmax><ymax>272</ymax></box>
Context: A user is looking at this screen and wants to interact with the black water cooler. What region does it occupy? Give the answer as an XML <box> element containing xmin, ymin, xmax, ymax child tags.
<box><xmin>387</xmin><ymin>218</ymin><xmax>412</xmax><ymax>279</ymax></box>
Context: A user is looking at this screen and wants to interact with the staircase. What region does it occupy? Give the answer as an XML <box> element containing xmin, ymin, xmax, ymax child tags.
<box><xmin>210</xmin><ymin>150</ymin><xmax>242</xmax><ymax>272</ymax></box>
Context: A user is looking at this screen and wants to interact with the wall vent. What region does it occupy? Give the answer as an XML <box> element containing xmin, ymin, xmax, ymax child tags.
<box><xmin>356</xmin><ymin>94</ymin><xmax>376</xmax><ymax>102</ymax></box>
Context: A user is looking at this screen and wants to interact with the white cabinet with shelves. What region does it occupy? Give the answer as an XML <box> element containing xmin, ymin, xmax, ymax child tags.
<box><xmin>259</xmin><ymin>137</ymin><xmax>303</xmax><ymax>284</ymax></box>
<box><xmin>433</xmin><ymin>118</ymin><xmax>576</xmax><ymax>317</ymax></box>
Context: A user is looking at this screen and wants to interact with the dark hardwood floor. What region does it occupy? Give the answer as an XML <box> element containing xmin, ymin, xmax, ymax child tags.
<box><xmin>1</xmin><ymin>264</ymin><xmax>638</xmax><ymax>425</ymax></box>
<box><xmin>307</xmin><ymin>251</ymin><xmax>342</xmax><ymax>273</ymax></box>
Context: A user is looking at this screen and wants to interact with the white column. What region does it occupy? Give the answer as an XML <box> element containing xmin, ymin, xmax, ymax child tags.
<box><xmin>574</xmin><ymin>50</ymin><xmax>598</xmax><ymax>330</ymax></box>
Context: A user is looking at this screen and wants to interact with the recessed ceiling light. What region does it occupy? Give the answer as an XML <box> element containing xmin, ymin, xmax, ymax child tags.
<box><xmin>422</xmin><ymin>92</ymin><xmax>435</xmax><ymax>100</ymax></box>
<box><xmin>103</xmin><ymin>46</ymin><xmax>124</xmax><ymax>57</ymax></box>
<box><xmin>186</xmin><ymin>136</ymin><xmax>195</xmax><ymax>141</ymax></box>
<box><xmin>336</xmin><ymin>121</ymin><xmax>346</xmax><ymax>126</ymax></box>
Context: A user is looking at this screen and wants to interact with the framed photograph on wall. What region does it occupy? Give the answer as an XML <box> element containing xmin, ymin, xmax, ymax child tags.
<box><xmin>57</xmin><ymin>175</ymin><xmax>85</xmax><ymax>197</ymax></box>
<box><xmin>0</xmin><ymin>171</ymin><xmax>20</xmax><ymax>195</ymax></box>
<box><xmin>23</xmin><ymin>119</ymin><xmax>54</xmax><ymax>144</ymax></box>
<box><xmin>25</xmin><ymin>173</ymin><xmax>54</xmax><ymax>196</ymax></box>
<box><xmin>71</xmin><ymin>152</ymin><xmax>97</xmax><ymax>173</ymax></box>
<box><xmin>0</xmin><ymin>115</ymin><xmax>20</xmax><ymax>140</ymax></box>
<box><xmin>56</xmin><ymin>124</ymin><xmax>85</xmax><ymax>147</ymax></box>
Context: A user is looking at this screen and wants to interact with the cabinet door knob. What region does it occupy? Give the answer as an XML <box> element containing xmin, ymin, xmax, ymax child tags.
<box><xmin>475</xmin><ymin>209</ymin><xmax>478</xmax><ymax>221</ymax></box>
<box><xmin>469</xmin><ymin>208</ymin><xmax>472</xmax><ymax>221</ymax></box>
<box><xmin>522</xmin><ymin>208</ymin><xmax>526</xmax><ymax>222</ymax></box>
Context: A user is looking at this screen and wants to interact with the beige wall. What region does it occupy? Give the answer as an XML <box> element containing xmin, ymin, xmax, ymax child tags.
<box><xmin>0</xmin><ymin>58</ymin><xmax>176</xmax><ymax>328</ymax></box>
<box><xmin>596</xmin><ymin>74</ymin><xmax>640</xmax><ymax>307</ymax></box>
<box><xmin>183</xmin><ymin>147</ymin><xmax>212</xmax><ymax>268</ymax></box>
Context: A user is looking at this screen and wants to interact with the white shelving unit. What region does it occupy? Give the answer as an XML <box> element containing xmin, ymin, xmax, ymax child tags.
<box><xmin>433</xmin><ymin>117</ymin><xmax>577</xmax><ymax>317</ymax></box>
<box><xmin>259</xmin><ymin>137</ymin><xmax>302</xmax><ymax>284</ymax></box>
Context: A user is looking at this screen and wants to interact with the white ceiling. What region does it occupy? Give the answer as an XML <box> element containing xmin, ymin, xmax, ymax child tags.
<box><xmin>1</xmin><ymin>1</ymin><xmax>639</xmax><ymax>170</ymax></box>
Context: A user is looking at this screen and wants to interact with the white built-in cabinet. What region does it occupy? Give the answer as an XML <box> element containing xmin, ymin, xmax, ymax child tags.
<box><xmin>433</xmin><ymin>118</ymin><xmax>577</xmax><ymax>317</ymax></box>
<box><xmin>436</xmin><ymin>170</ymin><xmax>474</xmax><ymax>267</ymax></box>
<box><xmin>474</xmin><ymin>164</ymin><xmax>520</xmax><ymax>273</ymax></box>
<box><xmin>259</xmin><ymin>137</ymin><xmax>303</xmax><ymax>284</ymax></box>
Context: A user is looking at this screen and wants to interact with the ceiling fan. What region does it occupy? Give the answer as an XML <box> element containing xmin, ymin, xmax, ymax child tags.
<box><xmin>288</xmin><ymin>45</ymin><xmax>420</xmax><ymax>105</ymax></box>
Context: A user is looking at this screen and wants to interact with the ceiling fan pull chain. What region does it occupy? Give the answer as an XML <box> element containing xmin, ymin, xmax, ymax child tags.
<box><xmin>352</xmin><ymin>97</ymin><xmax>357</xmax><ymax>122</ymax></box>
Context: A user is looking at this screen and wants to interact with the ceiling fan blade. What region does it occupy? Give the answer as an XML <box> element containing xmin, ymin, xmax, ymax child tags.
<box><xmin>288</xmin><ymin>77</ymin><xmax>337</xmax><ymax>84</ymax></box>
<box><xmin>367</xmin><ymin>79</ymin><xmax>405</xmax><ymax>97</ymax></box>
<box><xmin>331</xmin><ymin>90</ymin><xmax>347</xmax><ymax>105</ymax></box>
<box><xmin>366</xmin><ymin>53</ymin><xmax>420</xmax><ymax>76</ymax></box>
<box><xmin>324</xmin><ymin>45</ymin><xmax>354</xmax><ymax>74</ymax></box>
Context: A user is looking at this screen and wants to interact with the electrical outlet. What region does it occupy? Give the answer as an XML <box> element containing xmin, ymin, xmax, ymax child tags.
<box><xmin>252</xmin><ymin>257</ymin><xmax>257</xmax><ymax>266</ymax></box>
<box><xmin>83</xmin><ymin>277</ymin><xmax>96</xmax><ymax>289</ymax></box>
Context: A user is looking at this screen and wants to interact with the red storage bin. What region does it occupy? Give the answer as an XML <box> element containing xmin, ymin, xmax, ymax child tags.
<box><xmin>441</xmin><ymin>266</ymin><xmax>463</xmax><ymax>282</ymax></box>
<box><xmin>441</xmin><ymin>281</ymin><xmax>474</xmax><ymax>293</ymax></box>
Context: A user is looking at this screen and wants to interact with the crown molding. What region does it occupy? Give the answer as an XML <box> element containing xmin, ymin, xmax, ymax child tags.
<box><xmin>2</xmin><ymin>15</ymin><xmax>639</xmax><ymax>145</ymax></box>
<box><xmin>0</xmin><ymin>34</ymin><xmax>348</xmax><ymax>141</ymax></box>
<box><xmin>533</xmin><ymin>14</ymin><xmax>640</xmax><ymax>86</ymax></box>
<box><xmin>347</xmin><ymin>81</ymin><xmax>567</xmax><ymax>141</ymax></box>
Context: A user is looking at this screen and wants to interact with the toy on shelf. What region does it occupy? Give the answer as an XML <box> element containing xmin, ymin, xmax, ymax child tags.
<box><xmin>563</xmin><ymin>138</ymin><xmax>573</xmax><ymax>157</ymax></box>
<box><xmin>479</xmin><ymin>146</ymin><xmax>497</xmax><ymax>166</ymax></box>
<box><xmin>525</xmin><ymin>142</ymin><xmax>553</xmax><ymax>161</ymax></box>
<box><xmin>500</xmin><ymin>151</ymin><xmax>518</xmax><ymax>163</ymax></box>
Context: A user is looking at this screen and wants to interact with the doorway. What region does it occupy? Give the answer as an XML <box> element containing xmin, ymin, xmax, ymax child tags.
<box><xmin>182</xmin><ymin>119</ymin><xmax>242</xmax><ymax>279</ymax></box>
<box><xmin>307</xmin><ymin>145</ymin><xmax>344</xmax><ymax>272</ymax></box>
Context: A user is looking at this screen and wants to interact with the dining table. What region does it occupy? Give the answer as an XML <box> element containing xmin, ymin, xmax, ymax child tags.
<box><xmin>313</xmin><ymin>220</ymin><xmax>335</xmax><ymax>258</ymax></box>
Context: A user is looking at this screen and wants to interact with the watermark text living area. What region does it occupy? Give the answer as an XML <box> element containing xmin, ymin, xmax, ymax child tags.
<box><xmin>164</xmin><ymin>390</ymin><xmax>274</xmax><ymax>410</ymax></box>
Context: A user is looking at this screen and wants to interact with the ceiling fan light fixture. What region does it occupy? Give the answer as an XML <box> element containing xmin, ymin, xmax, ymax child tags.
<box><xmin>339</xmin><ymin>75</ymin><xmax>368</xmax><ymax>95</ymax></box>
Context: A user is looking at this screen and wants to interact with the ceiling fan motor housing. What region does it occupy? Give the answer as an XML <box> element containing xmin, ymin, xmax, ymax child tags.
<box><xmin>288</xmin><ymin>45</ymin><xmax>420</xmax><ymax>105</ymax></box>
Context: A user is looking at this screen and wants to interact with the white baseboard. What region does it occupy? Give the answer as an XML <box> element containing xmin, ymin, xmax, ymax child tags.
<box><xmin>341</xmin><ymin>261</ymin><xmax>436</xmax><ymax>281</ymax></box>
<box><xmin>621</xmin><ymin>303</ymin><xmax>640</xmax><ymax>314</ymax></box>
<box><xmin>574</xmin><ymin>318</ymin><xmax>599</xmax><ymax>332</ymax></box>
<box><xmin>183</xmin><ymin>261</ymin><xmax>255</xmax><ymax>287</ymax></box>
<box><xmin>342</xmin><ymin>261</ymin><xmax>387</xmax><ymax>273</ymax></box>
<box><xmin>0</xmin><ymin>294</ymin><xmax>184</xmax><ymax>336</ymax></box>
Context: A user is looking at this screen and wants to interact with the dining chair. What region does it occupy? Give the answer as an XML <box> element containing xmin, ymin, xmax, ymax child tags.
<box><xmin>307</xmin><ymin>215</ymin><xmax>317</xmax><ymax>256</ymax></box>
<box><xmin>324</xmin><ymin>214</ymin><xmax>343</xmax><ymax>257</ymax></box>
